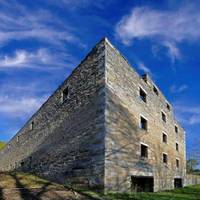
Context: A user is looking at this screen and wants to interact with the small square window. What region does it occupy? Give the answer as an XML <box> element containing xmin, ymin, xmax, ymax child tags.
<box><xmin>162</xmin><ymin>112</ymin><xmax>166</xmax><ymax>123</ymax></box>
<box><xmin>139</xmin><ymin>88</ymin><xmax>147</xmax><ymax>103</ymax></box>
<box><xmin>176</xmin><ymin>159</ymin><xmax>179</xmax><ymax>168</ymax></box>
<box><xmin>163</xmin><ymin>153</ymin><xmax>168</xmax><ymax>164</ymax></box>
<box><xmin>153</xmin><ymin>86</ymin><xmax>159</xmax><ymax>96</ymax></box>
<box><xmin>163</xmin><ymin>133</ymin><xmax>167</xmax><ymax>143</ymax></box>
<box><xmin>167</xmin><ymin>103</ymin><xmax>171</xmax><ymax>111</ymax></box>
<box><xmin>141</xmin><ymin>144</ymin><xmax>148</xmax><ymax>158</ymax></box>
<box><xmin>175</xmin><ymin>126</ymin><xmax>178</xmax><ymax>133</ymax></box>
<box><xmin>140</xmin><ymin>116</ymin><xmax>148</xmax><ymax>130</ymax></box>
<box><xmin>176</xmin><ymin>143</ymin><xmax>179</xmax><ymax>151</ymax></box>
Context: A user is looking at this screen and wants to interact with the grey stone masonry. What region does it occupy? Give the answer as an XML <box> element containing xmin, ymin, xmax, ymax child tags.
<box><xmin>0</xmin><ymin>38</ymin><xmax>186</xmax><ymax>192</ymax></box>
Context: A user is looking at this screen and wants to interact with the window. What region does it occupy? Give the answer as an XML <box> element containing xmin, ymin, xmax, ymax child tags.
<box><xmin>175</xmin><ymin>125</ymin><xmax>178</xmax><ymax>133</ymax></box>
<box><xmin>176</xmin><ymin>159</ymin><xmax>180</xmax><ymax>168</ymax></box>
<box><xmin>17</xmin><ymin>136</ymin><xmax>19</xmax><ymax>142</ymax></box>
<box><xmin>176</xmin><ymin>143</ymin><xmax>179</xmax><ymax>151</ymax></box>
<box><xmin>140</xmin><ymin>116</ymin><xmax>148</xmax><ymax>130</ymax></box>
<box><xmin>163</xmin><ymin>153</ymin><xmax>168</xmax><ymax>164</ymax></box>
<box><xmin>141</xmin><ymin>144</ymin><xmax>148</xmax><ymax>158</ymax></box>
<box><xmin>162</xmin><ymin>112</ymin><xmax>166</xmax><ymax>123</ymax></box>
<box><xmin>62</xmin><ymin>87</ymin><xmax>69</xmax><ymax>103</ymax></box>
<box><xmin>139</xmin><ymin>88</ymin><xmax>147</xmax><ymax>103</ymax></box>
<box><xmin>30</xmin><ymin>121</ymin><xmax>34</xmax><ymax>130</ymax></box>
<box><xmin>142</xmin><ymin>74</ymin><xmax>148</xmax><ymax>83</ymax></box>
<box><xmin>167</xmin><ymin>103</ymin><xmax>171</xmax><ymax>111</ymax></box>
<box><xmin>153</xmin><ymin>86</ymin><xmax>159</xmax><ymax>96</ymax></box>
<box><xmin>162</xmin><ymin>133</ymin><xmax>167</xmax><ymax>143</ymax></box>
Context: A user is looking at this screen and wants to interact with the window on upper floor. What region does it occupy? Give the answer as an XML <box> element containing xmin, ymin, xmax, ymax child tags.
<box><xmin>163</xmin><ymin>133</ymin><xmax>167</xmax><ymax>143</ymax></box>
<box><xmin>61</xmin><ymin>86</ymin><xmax>69</xmax><ymax>103</ymax></box>
<box><xmin>163</xmin><ymin>153</ymin><xmax>168</xmax><ymax>164</ymax></box>
<box><xmin>153</xmin><ymin>85</ymin><xmax>159</xmax><ymax>96</ymax></box>
<box><xmin>175</xmin><ymin>125</ymin><xmax>178</xmax><ymax>133</ymax></box>
<box><xmin>139</xmin><ymin>88</ymin><xmax>147</xmax><ymax>103</ymax></box>
<box><xmin>140</xmin><ymin>116</ymin><xmax>148</xmax><ymax>131</ymax></box>
<box><xmin>141</xmin><ymin>144</ymin><xmax>148</xmax><ymax>158</ymax></box>
<box><xmin>162</xmin><ymin>112</ymin><xmax>167</xmax><ymax>123</ymax></box>
<box><xmin>176</xmin><ymin>143</ymin><xmax>179</xmax><ymax>151</ymax></box>
<box><xmin>30</xmin><ymin>121</ymin><xmax>34</xmax><ymax>130</ymax></box>
<box><xmin>176</xmin><ymin>159</ymin><xmax>180</xmax><ymax>168</ymax></box>
<box><xmin>167</xmin><ymin>103</ymin><xmax>171</xmax><ymax>111</ymax></box>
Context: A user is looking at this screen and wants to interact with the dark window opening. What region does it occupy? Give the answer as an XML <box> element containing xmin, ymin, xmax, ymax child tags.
<box><xmin>174</xmin><ymin>178</ymin><xmax>182</xmax><ymax>188</ymax></box>
<box><xmin>167</xmin><ymin>103</ymin><xmax>171</xmax><ymax>111</ymax></box>
<box><xmin>139</xmin><ymin>88</ymin><xmax>147</xmax><ymax>103</ymax></box>
<box><xmin>131</xmin><ymin>176</ymin><xmax>154</xmax><ymax>192</ymax></box>
<box><xmin>163</xmin><ymin>153</ymin><xmax>168</xmax><ymax>164</ymax></box>
<box><xmin>141</xmin><ymin>144</ymin><xmax>148</xmax><ymax>158</ymax></box>
<box><xmin>62</xmin><ymin>87</ymin><xmax>69</xmax><ymax>102</ymax></box>
<box><xmin>140</xmin><ymin>116</ymin><xmax>148</xmax><ymax>130</ymax></box>
<box><xmin>153</xmin><ymin>86</ymin><xmax>159</xmax><ymax>96</ymax></box>
<box><xmin>176</xmin><ymin>159</ymin><xmax>180</xmax><ymax>168</ymax></box>
<box><xmin>175</xmin><ymin>126</ymin><xmax>178</xmax><ymax>133</ymax></box>
<box><xmin>162</xmin><ymin>112</ymin><xmax>166</xmax><ymax>123</ymax></box>
<box><xmin>142</xmin><ymin>74</ymin><xmax>148</xmax><ymax>83</ymax></box>
<box><xmin>163</xmin><ymin>133</ymin><xmax>167</xmax><ymax>143</ymax></box>
<box><xmin>21</xmin><ymin>162</ymin><xmax>25</xmax><ymax>166</ymax></box>
<box><xmin>176</xmin><ymin>143</ymin><xmax>179</xmax><ymax>151</ymax></box>
<box><xmin>30</xmin><ymin>121</ymin><xmax>34</xmax><ymax>130</ymax></box>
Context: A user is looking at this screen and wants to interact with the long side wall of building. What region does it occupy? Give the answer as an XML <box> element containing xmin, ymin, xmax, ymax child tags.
<box><xmin>104</xmin><ymin>39</ymin><xmax>186</xmax><ymax>192</ymax></box>
<box><xmin>0</xmin><ymin>40</ymin><xmax>106</xmax><ymax>188</ymax></box>
<box><xmin>186</xmin><ymin>174</ymin><xmax>200</xmax><ymax>186</ymax></box>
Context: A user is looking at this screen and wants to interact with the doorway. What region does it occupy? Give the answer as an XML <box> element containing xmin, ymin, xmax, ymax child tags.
<box><xmin>131</xmin><ymin>176</ymin><xmax>154</xmax><ymax>192</ymax></box>
<box><xmin>174</xmin><ymin>178</ymin><xmax>183</xmax><ymax>188</ymax></box>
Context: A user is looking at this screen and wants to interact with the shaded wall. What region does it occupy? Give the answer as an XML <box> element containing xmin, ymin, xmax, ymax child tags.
<box><xmin>0</xmin><ymin>39</ymin><xmax>106</xmax><ymax>188</ymax></box>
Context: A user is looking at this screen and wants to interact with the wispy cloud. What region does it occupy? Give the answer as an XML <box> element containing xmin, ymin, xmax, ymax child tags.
<box><xmin>0</xmin><ymin>95</ymin><xmax>47</xmax><ymax>118</ymax></box>
<box><xmin>116</xmin><ymin>5</ymin><xmax>200</xmax><ymax>45</ymax></box>
<box><xmin>115</xmin><ymin>4</ymin><xmax>200</xmax><ymax>62</ymax></box>
<box><xmin>174</xmin><ymin>102</ymin><xmax>200</xmax><ymax>125</ymax></box>
<box><xmin>0</xmin><ymin>48</ymin><xmax>77</xmax><ymax>71</ymax></box>
<box><xmin>0</xmin><ymin>1</ymin><xmax>80</xmax><ymax>48</ymax></box>
<box><xmin>170</xmin><ymin>84</ymin><xmax>188</xmax><ymax>93</ymax></box>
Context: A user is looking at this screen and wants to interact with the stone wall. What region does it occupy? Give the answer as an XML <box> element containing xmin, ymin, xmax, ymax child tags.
<box><xmin>0</xmin><ymin>38</ymin><xmax>187</xmax><ymax>192</ymax></box>
<box><xmin>104</xmin><ymin>39</ymin><xmax>186</xmax><ymax>192</ymax></box>
<box><xmin>0</xmin><ymin>39</ymin><xmax>106</xmax><ymax>188</ymax></box>
<box><xmin>186</xmin><ymin>174</ymin><xmax>200</xmax><ymax>186</ymax></box>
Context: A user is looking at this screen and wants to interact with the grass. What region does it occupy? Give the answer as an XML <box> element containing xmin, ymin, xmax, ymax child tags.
<box><xmin>0</xmin><ymin>172</ymin><xmax>200</xmax><ymax>200</ymax></box>
<box><xmin>0</xmin><ymin>141</ymin><xmax>6</xmax><ymax>150</ymax></box>
<box><xmin>71</xmin><ymin>185</ymin><xmax>200</xmax><ymax>200</ymax></box>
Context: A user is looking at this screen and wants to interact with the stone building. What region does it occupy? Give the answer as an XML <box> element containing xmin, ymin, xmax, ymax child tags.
<box><xmin>0</xmin><ymin>38</ymin><xmax>186</xmax><ymax>192</ymax></box>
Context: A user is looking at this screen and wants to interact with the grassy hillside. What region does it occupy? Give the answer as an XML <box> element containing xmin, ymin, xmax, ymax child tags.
<box><xmin>0</xmin><ymin>141</ymin><xmax>6</xmax><ymax>150</ymax></box>
<box><xmin>0</xmin><ymin>172</ymin><xmax>200</xmax><ymax>200</ymax></box>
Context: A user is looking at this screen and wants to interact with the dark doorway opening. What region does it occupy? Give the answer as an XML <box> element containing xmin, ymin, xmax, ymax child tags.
<box><xmin>174</xmin><ymin>178</ymin><xmax>183</xmax><ymax>188</ymax></box>
<box><xmin>131</xmin><ymin>176</ymin><xmax>154</xmax><ymax>192</ymax></box>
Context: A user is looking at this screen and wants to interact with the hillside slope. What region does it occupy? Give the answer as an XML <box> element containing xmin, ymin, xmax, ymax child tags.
<box><xmin>0</xmin><ymin>141</ymin><xmax>6</xmax><ymax>150</ymax></box>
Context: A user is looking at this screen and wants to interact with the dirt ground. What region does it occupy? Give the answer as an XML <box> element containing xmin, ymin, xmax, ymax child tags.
<box><xmin>0</xmin><ymin>172</ymin><xmax>93</xmax><ymax>200</ymax></box>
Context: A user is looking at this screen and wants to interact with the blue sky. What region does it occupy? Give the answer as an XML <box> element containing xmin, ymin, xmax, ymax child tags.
<box><xmin>0</xmin><ymin>0</ymin><xmax>200</xmax><ymax>160</ymax></box>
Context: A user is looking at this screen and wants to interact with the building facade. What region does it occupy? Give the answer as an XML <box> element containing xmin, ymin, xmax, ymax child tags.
<box><xmin>0</xmin><ymin>38</ymin><xmax>186</xmax><ymax>192</ymax></box>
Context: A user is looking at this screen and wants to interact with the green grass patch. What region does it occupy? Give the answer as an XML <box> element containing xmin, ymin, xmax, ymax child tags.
<box><xmin>0</xmin><ymin>141</ymin><xmax>6</xmax><ymax>150</ymax></box>
<box><xmin>73</xmin><ymin>185</ymin><xmax>200</xmax><ymax>200</ymax></box>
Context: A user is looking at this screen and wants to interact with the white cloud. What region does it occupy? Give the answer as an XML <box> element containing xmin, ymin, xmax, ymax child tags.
<box><xmin>138</xmin><ymin>62</ymin><xmax>151</xmax><ymax>74</ymax></box>
<box><xmin>0</xmin><ymin>48</ymin><xmax>76</xmax><ymax>70</ymax></box>
<box><xmin>174</xmin><ymin>103</ymin><xmax>200</xmax><ymax>125</ymax></box>
<box><xmin>163</xmin><ymin>41</ymin><xmax>181</xmax><ymax>63</ymax></box>
<box><xmin>0</xmin><ymin>2</ymin><xmax>80</xmax><ymax>47</ymax></box>
<box><xmin>116</xmin><ymin>5</ymin><xmax>200</xmax><ymax>45</ymax></box>
<box><xmin>0</xmin><ymin>95</ymin><xmax>47</xmax><ymax>118</ymax></box>
<box><xmin>170</xmin><ymin>84</ymin><xmax>188</xmax><ymax>93</ymax></box>
<box><xmin>115</xmin><ymin>4</ymin><xmax>200</xmax><ymax>62</ymax></box>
